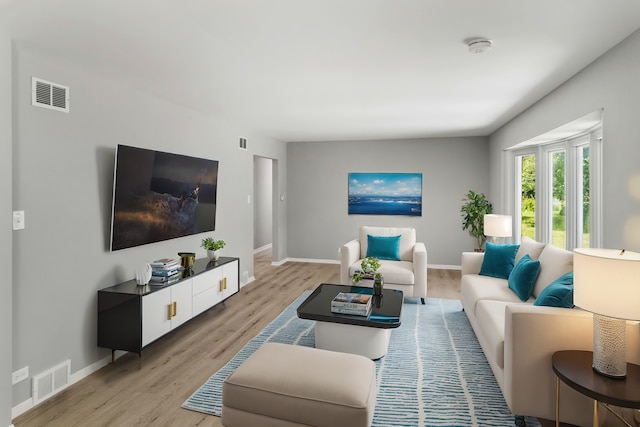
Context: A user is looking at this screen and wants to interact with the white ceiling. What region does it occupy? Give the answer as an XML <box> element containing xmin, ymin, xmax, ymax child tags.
<box><xmin>3</xmin><ymin>0</ymin><xmax>640</xmax><ymax>142</ymax></box>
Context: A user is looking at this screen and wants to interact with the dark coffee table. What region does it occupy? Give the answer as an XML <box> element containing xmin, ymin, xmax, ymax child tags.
<box><xmin>297</xmin><ymin>283</ymin><xmax>403</xmax><ymax>359</ymax></box>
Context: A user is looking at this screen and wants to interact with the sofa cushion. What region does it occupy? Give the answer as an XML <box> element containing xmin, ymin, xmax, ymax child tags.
<box><xmin>366</xmin><ymin>234</ymin><xmax>401</xmax><ymax>260</ymax></box>
<box><xmin>508</xmin><ymin>254</ymin><xmax>541</xmax><ymax>301</ymax></box>
<box><xmin>460</xmin><ymin>274</ymin><xmax>528</xmax><ymax>316</ymax></box>
<box><xmin>534</xmin><ymin>272</ymin><xmax>575</xmax><ymax>308</ymax></box>
<box><xmin>532</xmin><ymin>244</ymin><xmax>574</xmax><ymax>297</ymax></box>
<box><xmin>515</xmin><ymin>236</ymin><xmax>547</xmax><ymax>263</ymax></box>
<box><xmin>349</xmin><ymin>260</ymin><xmax>414</xmax><ymax>285</ymax></box>
<box><xmin>360</xmin><ymin>226</ymin><xmax>416</xmax><ymax>262</ymax></box>
<box><xmin>479</xmin><ymin>242</ymin><xmax>520</xmax><ymax>279</ymax></box>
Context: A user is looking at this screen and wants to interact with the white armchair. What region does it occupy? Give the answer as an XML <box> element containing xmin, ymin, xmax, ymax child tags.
<box><xmin>340</xmin><ymin>226</ymin><xmax>427</xmax><ymax>304</ymax></box>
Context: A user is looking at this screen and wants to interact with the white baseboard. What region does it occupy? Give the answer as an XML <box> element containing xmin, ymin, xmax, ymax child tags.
<box><xmin>240</xmin><ymin>276</ymin><xmax>256</xmax><ymax>288</ymax></box>
<box><xmin>253</xmin><ymin>244</ymin><xmax>272</xmax><ymax>254</ymax></box>
<box><xmin>272</xmin><ymin>257</ymin><xmax>461</xmax><ymax>270</ymax></box>
<box><xmin>12</xmin><ymin>352</ymin><xmax>119</xmax><ymax>419</ymax></box>
<box><xmin>429</xmin><ymin>264</ymin><xmax>461</xmax><ymax>270</ymax></box>
<box><xmin>277</xmin><ymin>257</ymin><xmax>340</xmax><ymax>265</ymax></box>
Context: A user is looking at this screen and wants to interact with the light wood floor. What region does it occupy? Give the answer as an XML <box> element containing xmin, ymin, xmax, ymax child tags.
<box><xmin>13</xmin><ymin>254</ymin><xmax>463</xmax><ymax>426</ymax></box>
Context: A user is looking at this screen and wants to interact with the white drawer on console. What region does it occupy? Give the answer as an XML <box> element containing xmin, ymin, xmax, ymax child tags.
<box><xmin>192</xmin><ymin>267</ymin><xmax>223</xmax><ymax>296</ymax></box>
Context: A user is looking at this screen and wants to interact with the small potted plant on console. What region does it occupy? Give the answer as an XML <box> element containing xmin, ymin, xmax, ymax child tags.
<box><xmin>201</xmin><ymin>237</ymin><xmax>226</xmax><ymax>261</ymax></box>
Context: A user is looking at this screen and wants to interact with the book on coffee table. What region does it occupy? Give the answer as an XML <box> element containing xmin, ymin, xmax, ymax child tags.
<box><xmin>331</xmin><ymin>292</ymin><xmax>372</xmax><ymax>316</ymax></box>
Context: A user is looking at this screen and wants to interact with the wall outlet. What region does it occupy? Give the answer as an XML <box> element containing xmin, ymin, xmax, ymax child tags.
<box><xmin>13</xmin><ymin>210</ymin><xmax>25</xmax><ymax>230</ymax></box>
<box><xmin>12</xmin><ymin>366</ymin><xmax>29</xmax><ymax>385</ymax></box>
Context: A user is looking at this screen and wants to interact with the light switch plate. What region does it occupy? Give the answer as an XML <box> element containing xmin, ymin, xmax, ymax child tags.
<box><xmin>13</xmin><ymin>211</ymin><xmax>25</xmax><ymax>230</ymax></box>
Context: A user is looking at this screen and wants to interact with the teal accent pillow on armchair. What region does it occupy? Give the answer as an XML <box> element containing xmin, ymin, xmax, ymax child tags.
<box><xmin>479</xmin><ymin>242</ymin><xmax>520</xmax><ymax>279</ymax></box>
<box><xmin>366</xmin><ymin>234</ymin><xmax>401</xmax><ymax>261</ymax></box>
<box><xmin>508</xmin><ymin>254</ymin><xmax>541</xmax><ymax>301</ymax></box>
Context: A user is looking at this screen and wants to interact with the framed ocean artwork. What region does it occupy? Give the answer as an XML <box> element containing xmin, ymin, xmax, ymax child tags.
<box><xmin>348</xmin><ymin>172</ymin><xmax>422</xmax><ymax>216</ymax></box>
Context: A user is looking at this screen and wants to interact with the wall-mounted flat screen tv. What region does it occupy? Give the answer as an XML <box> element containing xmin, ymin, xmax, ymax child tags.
<box><xmin>110</xmin><ymin>144</ymin><xmax>219</xmax><ymax>251</ymax></box>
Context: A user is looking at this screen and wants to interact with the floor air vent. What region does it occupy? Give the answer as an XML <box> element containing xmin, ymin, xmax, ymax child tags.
<box><xmin>32</xmin><ymin>360</ymin><xmax>71</xmax><ymax>405</ymax></box>
<box><xmin>31</xmin><ymin>77</ymin><xmax>69</xmax><ymax>113</ymax></box>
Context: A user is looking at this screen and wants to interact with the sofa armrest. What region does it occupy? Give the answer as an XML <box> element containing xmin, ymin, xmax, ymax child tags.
<box><xmin>412</xmin><ymin>242</ymin><xmax>427</xmax><ymax>298</ymax></box>
<box><xmin>340</xmin><ymin>239</ymin><xmax>360</xmax><ymax>285</ymax></box>
<box><xmin>503</xmin><ymin>304</ymin><xmax>594</xmax><ymax>424</ymax></box>
<box><xmin>461</xmin><ymin>251</ymin><xmax>484</xmax><ymax>276</ymax></box>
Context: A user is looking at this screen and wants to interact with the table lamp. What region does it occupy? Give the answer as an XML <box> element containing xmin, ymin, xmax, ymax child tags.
<box><xmin>573</xmin><ymin>248</ymin><xmax>640</xmax><ymax>378</ymax></box>
<box><xmin>483</xmin><ymin>214</ymin><xmax>512</xmax><ymax>244</ymax></box>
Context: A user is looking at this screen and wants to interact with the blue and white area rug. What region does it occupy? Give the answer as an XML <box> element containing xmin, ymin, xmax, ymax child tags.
<box><xmin>182</xmin><ymin>291</ymin><xmax>541</xmax><ymax>427</ymax></box>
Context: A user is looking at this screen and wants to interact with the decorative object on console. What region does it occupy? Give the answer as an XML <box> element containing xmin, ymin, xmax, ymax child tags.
<box><xmin>201</xmin><ymin>237</ymin><xmax>226</xmax><ymax>261</ymax></box>
<box><xmin>574</xmin><ymin>248</ymin><xmax>640</xmax><ymax>378</ymax></box>
<box><xmin>134</xmin><ymin>263</ymin><xmax>152</xmax><ymax>286</ymax></box>
<box><xmin>178</xmin><ymin>252</ymin><xmax>196</xmax><ymax>271</ymax></box>
<box><xmin>460</xmin><ymin>190</ymin><xmax>493</xmax><ymax>251</ymax></box>
<box><xmin>348</xmin><ymin>172</ymin><xmax>422</xmax><ymax>216</ymax></box>
<box><xmin>483</xmin><ymin>214</ymin><xmax>512</xmax><ymax>244</ymax></box>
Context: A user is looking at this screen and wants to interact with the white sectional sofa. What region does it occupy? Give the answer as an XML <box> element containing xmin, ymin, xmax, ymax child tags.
<box><xmin>461</xmin><ymin>238</ymin><xmax>640</xmax><ymax>426</ymax></box>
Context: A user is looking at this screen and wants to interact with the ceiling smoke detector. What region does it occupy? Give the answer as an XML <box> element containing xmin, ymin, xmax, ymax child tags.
<box><xmin>468</xmin><ymin>38</ymin><xmax>492</xmax><ymax>54</ymax></box>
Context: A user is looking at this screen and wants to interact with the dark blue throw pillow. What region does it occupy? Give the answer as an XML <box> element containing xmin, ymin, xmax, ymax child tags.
<box><xmin>479</xmin><ymin>242</ymin><xmax>520</xmax><ymax>279</ymax></box>
<box><xmin>534</xmin><ymin>272</ymin><xmax>574</xmax><ymax>308</ymax></box>
<box><xmin>508</xmin><ymin>254</ymin><xmax>541</xmax><ymax>301</ymax></box>
<box><xmin>366</xmin><ymin>234</ymin><xmax>401</xmax><ymax>261</ymax></box>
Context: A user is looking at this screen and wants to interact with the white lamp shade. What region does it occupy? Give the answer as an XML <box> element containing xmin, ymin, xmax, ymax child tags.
<box><xmin>483</xmin><ymin>214</ymin><xmax>512</xmax><ymax>237</ymax></box>
<box><xmin>574</xmin><ymin>248</ymin><xmax>640</xmax><ymax>321</ymax></box>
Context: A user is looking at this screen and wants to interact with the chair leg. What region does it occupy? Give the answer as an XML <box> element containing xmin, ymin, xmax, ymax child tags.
<box><xmin>421</xmin><ymin>298</ymin><xmax>425</xmax><ymax>305</ymax></box>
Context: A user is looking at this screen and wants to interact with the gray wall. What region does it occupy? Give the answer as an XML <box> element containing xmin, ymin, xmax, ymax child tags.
<box><xmin>287</xmin><ymin>137</ymin><xmax>490</xmax><ymax>266</ymax></box>
<box><xmin>1</xmin><ymin>38</ymin><xmax>13</xmax><ymax>427</ymax></box>
<box><xmin>253</xmin><ymin>156</ymin><xmax>273</xmax><ymax>250</ymax></box>
<box><xmin>489</xmin><ymin>29</ymin><xmax>640</xmax><ymax>252</ymax></box>
<box><xmin>9</xmin><ymin>44</ymin><xmax>287</xmax><ymax>407</ymax></box>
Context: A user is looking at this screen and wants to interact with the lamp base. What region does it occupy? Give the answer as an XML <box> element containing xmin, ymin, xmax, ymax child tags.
<box><xmin>592</xmin><ymin>314</ymin><xmax>627</xmax><ymax>378</ymax></box>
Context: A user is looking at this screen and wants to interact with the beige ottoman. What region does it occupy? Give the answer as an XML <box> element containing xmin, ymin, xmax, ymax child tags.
<box><xmin>222</xmin><ymin>342</ymin><xmax>377</xmax><ymax>427</ymax></box>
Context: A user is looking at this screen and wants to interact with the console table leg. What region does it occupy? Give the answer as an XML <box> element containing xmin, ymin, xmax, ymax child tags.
<box><xmin>111</xmin><ymin>349</ymin><xmax>115</xmax><ymax>363</ymax></box>
<box><xmin>556</xmin><ymin>377</ymin><xmax>560</xmax><ymax>427</ymax></box>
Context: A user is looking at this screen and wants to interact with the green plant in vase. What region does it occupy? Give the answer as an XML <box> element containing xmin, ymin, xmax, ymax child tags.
<box><xmin>352</xmin><ymin>256</ymin><xmax>381</xmax><ymax>283</ymax></box>
<box><xmin>201</xmin><ymin>237</ymin><xmax>226</xmax><ymax>261</ymax></box>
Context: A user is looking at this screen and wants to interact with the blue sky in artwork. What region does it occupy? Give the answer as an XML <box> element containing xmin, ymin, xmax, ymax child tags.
<box><xmin>349</xmin><ymin>173</ymin><xmax>422</xmax><ymax>197</ymax></box>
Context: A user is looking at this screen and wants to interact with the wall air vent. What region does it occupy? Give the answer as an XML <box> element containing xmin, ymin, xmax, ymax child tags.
<box><xmin>31</xmin><ymin>77</ymin><xmax>69</xmax><ymax>113</ymax></box>
<box><xmin>32</xmin><ymin>359</ymin><xmax>71</xmax><ymax>405</ymax></box>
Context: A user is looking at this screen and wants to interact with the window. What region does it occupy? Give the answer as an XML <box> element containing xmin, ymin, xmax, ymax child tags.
<box><xmin>507</xmin><ymin>115</ymin><xmax>602</xmax><ymax>250</ymax></box>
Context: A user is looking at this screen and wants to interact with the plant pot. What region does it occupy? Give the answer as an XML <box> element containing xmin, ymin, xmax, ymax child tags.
<box><xmin>207</xmin><ymin>249</ymin><xmax>220</xmax><ymax>261</ymax></box>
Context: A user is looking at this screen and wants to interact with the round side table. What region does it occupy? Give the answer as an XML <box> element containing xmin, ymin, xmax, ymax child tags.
<box><xmin>552</xmin><ymin>350</ymin><xmax>640</xmax><ymax>427</ymax></box>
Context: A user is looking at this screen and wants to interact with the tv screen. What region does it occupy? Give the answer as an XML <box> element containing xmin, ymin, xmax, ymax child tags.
<box><xmin>110</xmin><ymin>144</ymin><xmax>219</xmax><ymax>251</ymax></box>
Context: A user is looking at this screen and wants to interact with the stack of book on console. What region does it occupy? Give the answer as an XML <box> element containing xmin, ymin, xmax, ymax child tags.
<box><xmin>149</xmin><ymin>258</ymin><xmax>182</xmax><ymax>285</ymax></box>
<box><xmin>330</xmin><ymin>292</ymin><xmax>372</xmax><ymax>316</ymax></box>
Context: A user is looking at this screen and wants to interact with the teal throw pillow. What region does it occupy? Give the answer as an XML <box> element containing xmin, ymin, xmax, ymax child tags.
<box><xmin>508</xmin><ymin>254</ymin><xmax>541</xmax><ymax>301</ymax></box>
<box><xmin>479</xmin><ymin>242</ymin><xmax>520</xmax><ymax>279</ymax></box>
<box><xmin>366</xmin><ymin>234</ymin><xmax>401</xmax><ymax>261</ymax></box>
<box><xmin>534</xmin><ymin>272</ymin><xmax>574</xmax><ymax>308</ymax></box>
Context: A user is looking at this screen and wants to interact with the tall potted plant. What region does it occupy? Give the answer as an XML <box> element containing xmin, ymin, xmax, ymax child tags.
<box><xmin>460</xmin><ymin>190</ymin><xmax>493</xmax><ymax>251</ymax></box>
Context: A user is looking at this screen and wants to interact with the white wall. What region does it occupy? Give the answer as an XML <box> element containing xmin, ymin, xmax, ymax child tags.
<box><xmin>9</xmin><ymin>43</ymin><xmax>287</xmax><ymax>407</ymax></box>
<box><xmin>1</xmin><ymin>37</ymin><xmax>13</xmax><ymax>427</ymax></box>
<box><xmin>489</xmin><ymin>29</ymin><xmax>640</xmax><ymax>252</ymax></box>
<box><xmin>253</xmin><ymin>156</ymin><xmax>273</xmax><ymax>250</ymax></box>
<box><xmin>287</xmin><ymin>137</ymin><xmax>490</xmax><ymax>266</ymax></box>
